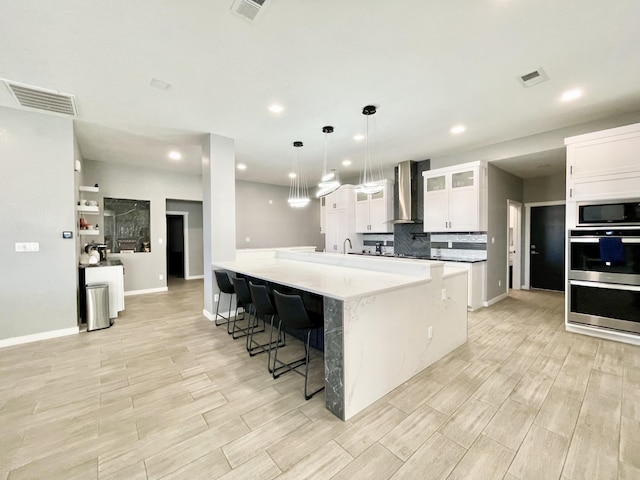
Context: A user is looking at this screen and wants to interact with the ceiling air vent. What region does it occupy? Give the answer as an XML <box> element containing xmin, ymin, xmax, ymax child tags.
<box><xmin>230</xmin><ymin>0</ymin><xmax>269</xmax><ymax>23</ymax></box>
<box><xmin>2</xmin><ymin>80</ymin><xmax>78</xmax><ymax>116</ymax></box>
<box><xmin>518</xmin><ymin>68</ymin><xmax>548</xmax><ymax>88</ymax></box>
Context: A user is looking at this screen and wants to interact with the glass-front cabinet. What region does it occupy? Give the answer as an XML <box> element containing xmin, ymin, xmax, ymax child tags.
<box><xmin>355</xmin><ymin>179</ymin><xmax>394</xmax><ymax>233</ymax></box>
<box><xmin>423</xmin><ymin>162</ymin><xmax>487</xmax><ymax>232</ymax></box>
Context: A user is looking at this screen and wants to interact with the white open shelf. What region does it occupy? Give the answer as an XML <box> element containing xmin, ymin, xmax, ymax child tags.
<box><xmin>79</xmin><ymin>186</ymin><xmax>99</xmax><ymax>193</ymax></box>
<box><xmin>79</xmin><ymin>230</ymin><xmax>100</xmax><ymax>235</ymax></box>
<box><xmin>77</xmin><ymin>205</ymin><xmax>99</xmax><ymax>214</ymax></box>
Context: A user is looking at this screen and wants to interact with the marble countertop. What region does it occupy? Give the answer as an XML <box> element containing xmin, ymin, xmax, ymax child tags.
<box><xmin>214</xmin><ymin>257</ymin><xmax>429</xmax><ymax>300</ymax></box>
<box><xmin>79</xmin><ymin>259</ymin><xmax>123</xmax><ymax>268</ymax></box>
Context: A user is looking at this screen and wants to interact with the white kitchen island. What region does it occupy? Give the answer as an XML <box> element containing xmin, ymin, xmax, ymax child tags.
<box><xmin>213</xmin><ymin>250</ymin><xmax>468</xmax><ymax>421</ymax></box>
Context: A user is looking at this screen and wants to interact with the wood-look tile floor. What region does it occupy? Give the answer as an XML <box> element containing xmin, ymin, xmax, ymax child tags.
<box><xmin>1</xmin><ymin>278</ymin><xmax>639</xmax><ymax>479</ymax></box>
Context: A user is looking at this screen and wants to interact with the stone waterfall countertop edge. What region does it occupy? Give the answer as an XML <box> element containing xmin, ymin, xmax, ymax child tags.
<box><xmin>213</xmin><ymin>256</ymin><xmax>433</xmax><ymax>301</ymax></box>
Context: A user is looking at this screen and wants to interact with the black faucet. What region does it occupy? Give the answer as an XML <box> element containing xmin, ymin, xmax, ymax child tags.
<box><xmin>376</xmin><ymin>242</ymin><xmax>382</xmax><ymax>254</ymax></box>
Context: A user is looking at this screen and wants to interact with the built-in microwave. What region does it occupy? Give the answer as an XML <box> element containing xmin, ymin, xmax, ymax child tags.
<box><xmin>577</xmin><ymin>200</ymin><xmax>640</xmax><ymax>226</ymax></box>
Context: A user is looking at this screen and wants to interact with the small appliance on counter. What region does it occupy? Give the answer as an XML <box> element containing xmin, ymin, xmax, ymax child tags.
<box><xmin>84</xmin><ymin>243</ymin><xmax>108</xmax><ymax>262</ymax></box>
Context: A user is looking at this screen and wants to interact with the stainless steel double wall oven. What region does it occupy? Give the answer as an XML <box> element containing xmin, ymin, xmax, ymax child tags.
<box><xmin>568</xmin><ymin>200</ymin><xmax>640</xmax><ymax>334</ymax></box>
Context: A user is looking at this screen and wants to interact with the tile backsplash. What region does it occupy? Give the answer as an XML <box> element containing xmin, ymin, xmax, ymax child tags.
<box><xmin>430</xmin><ymin>233</ymin><xmax>487</xmax><ymax>260</ymax></box>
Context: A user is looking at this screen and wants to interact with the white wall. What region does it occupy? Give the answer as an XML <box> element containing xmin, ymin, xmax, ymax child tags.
<box><xmin>486</xmin><ymin>164</ymin><xmax>523</xmax><ymax>302</ymax></box>
<box><xmin>83</xmin><ymin>159</ymin><xmax>202</xmax><ymax>293</ymax></box>
<box><xmin>523</xmin><ymin>172</ymin><xmax>566</xmax><ymax>203</ymax></box>
<box><xmin>235</xmin><ymin>180</ymin><xmax>324</xmax><ymax>250</ymax></box>
<box><xmin>0</xmin><ymin>106</ymin><xmax>78</xmax><ymax>341</ymax></box>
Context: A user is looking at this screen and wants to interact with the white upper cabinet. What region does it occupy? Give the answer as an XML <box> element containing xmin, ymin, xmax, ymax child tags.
<box><xmin>355</xmin><ymin>179</ymin><xmax>394</xmax><ymax>233</ymax></box>
<box><xmin>423</xmin><ymin>161</ymin><xmax>487</xmax><ymax>232</ymax></box>
<box><xmin>323</xmin><ymin>185</ymin><xmax>361</xmax><ymax>253</ymax></box>
<box><xmin>565</xmin><ymin>122</ymin><xmax>640</xmax><ymax>202</ymax></box>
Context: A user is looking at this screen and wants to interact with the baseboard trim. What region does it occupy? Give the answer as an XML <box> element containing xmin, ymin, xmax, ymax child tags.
<box><xmin>125</xmin><ymin>287</ymin><xmax>168</xmax><ymax>296</ymax></box>
<box><xmin>185</xmin><ymin>275</ymin><xmax>204</xmax><ymax>280</ymax></box>
<box><xmin>0</xmin><ymin>326</ymin><xmax>79</xmax><ymax>349</ymax></box>
<box><xmin>483</xmin><ymin>292</ymin><xmax>508</xmax><ymax>308</ymax></box>
<box><xmin>203</xmin><ymin>308</ymin><xmax>238</xmax><ymax>322</ymax></box>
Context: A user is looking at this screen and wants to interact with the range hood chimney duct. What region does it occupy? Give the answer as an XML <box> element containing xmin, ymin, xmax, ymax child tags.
<box><xmin>393</xmin><ymin>160</ymin><xmax>421</xmax><ymax>224</ymax></box>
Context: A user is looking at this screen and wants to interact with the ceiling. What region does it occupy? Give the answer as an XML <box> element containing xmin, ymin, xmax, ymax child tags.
<box><xmin>2</xmin><ymin>1</ymin><xmax>640</xmax><ymax>185</ymax></box>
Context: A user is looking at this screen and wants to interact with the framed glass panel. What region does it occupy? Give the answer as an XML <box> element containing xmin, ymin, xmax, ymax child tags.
<box><xmin>426</xmin><ymin>175</ymin><xmax>446</xmax><ymax>192</ymax></box>
<box><xmin>452</xmin><ymin>170</ymin><xmax>474</xmax><ymax>188</ymax></box>
<box><xmin>103</xmin><ymin>198</ymin><xmax>151</xmax><ymax>253</ymax></box>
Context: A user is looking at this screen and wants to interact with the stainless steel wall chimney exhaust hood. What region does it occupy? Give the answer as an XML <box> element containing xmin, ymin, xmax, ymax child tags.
<box><xmin>393</xmin><ymin>160</ymin><xmax>421</xmax><ymax>224</ymax></box>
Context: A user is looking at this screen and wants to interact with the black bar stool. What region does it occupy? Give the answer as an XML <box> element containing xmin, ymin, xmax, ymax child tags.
<box><xmin>248</xmin><ymin>282</ymin><xmax>285</xmax><ymax>370</ymax></box>
<box><xmin>214</xmin><ymin>270</ymin><xmax>235</xmax><ymax>333</ymax></box>
<box><xmin>230</xmin><ymin>276</ymin><xmax>258</xmax><ymax>339</ymax></box>
<box><xmin>272</xmin><ymin>290</ymin><xmax>325</xmax><ymax>400</ymax></box>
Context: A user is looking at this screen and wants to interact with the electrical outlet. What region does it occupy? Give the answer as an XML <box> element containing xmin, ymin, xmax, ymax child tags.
<box><xmin>441</xmin><ymin>288</ymin><xmax>447</xmax><ymax>301</ymax></box>
<box><xmin>428</xmin><ymin>326</ymin><xmax>433</xmax><ymax>340</ymax></box>
<box><xmin>159</xmin><ymin>274</ymin><xmax>164</xmax><ymax>280</ymax></box>
<box><xmin>214</xmin><ymin>294</ymin><xmax>219</xmax><ymax>302</ymax></box>
<box><xmin>498</xmin><ymin>280</ymin><xmax>502</xmax><ymax>287</ymax></box>
<box><xmin>448</xmin><ymin>241</ymin><xmax>452</xmax><ymax>248</ymax></box>
<box><xmin>245</xmin><ymin>237</ymin><xmax>251</xmax><ymax>242</ymax></box>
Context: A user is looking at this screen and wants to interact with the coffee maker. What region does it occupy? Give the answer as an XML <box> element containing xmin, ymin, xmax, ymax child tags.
<box><xmin>85</xmin><ymin>243</ymin><xmax>108</xmax><ymax>262</ymax></box>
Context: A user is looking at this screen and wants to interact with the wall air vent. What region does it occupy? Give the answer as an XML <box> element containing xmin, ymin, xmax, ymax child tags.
<box><xmin>518</xmin><ymin>68</ymin><xmax>549</xmax><ymax>88</ymax></box>
<box><xmin>231</xmin><ymin>0</ymin><xmax>269</xmax><ymax>23</ymax></box>
<box><xmin>2</xmin><ymin>80</ymin><xmax>78</xmax><ymax>116</ymax></box>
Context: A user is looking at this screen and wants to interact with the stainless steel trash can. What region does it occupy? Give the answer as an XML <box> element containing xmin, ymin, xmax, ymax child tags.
<box><xmin>86</xmin><ymin>283</ymin><xmax>111</xmax><ymax>331</ymax></box>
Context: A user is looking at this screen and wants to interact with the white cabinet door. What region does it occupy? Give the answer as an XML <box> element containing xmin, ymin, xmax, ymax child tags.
<box><xmin>449</xmin><ymin>169</ymin><xmax>478</xmax><ymax>231</ymax></box>
<box><xmin>355</xmin><ymin>191</ymin><xmax>370</xmax><ymax>233</ymax></box>
<box><xmin>320</xmin><ymin>196</ymin><xmax>326</xmax><ymax>234</ymax></box>
<box><xmin>424</xmin><ymin>174</ymin><xmax>449</xmax><ymax>231</ymax></box>
<box><xmin>368</xmin><ymin>190</ymin><xmax>391</xmax><ymax>232</ymax></box>
<box><xmin>325</xmin><ymin>210</ymin><xmax>338</xmax><ymax>252</ymax></box>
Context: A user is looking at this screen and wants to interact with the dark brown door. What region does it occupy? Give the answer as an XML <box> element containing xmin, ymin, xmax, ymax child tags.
<box><xmin>530</xmin><ymin>205</ymin><xmax>565</xmax><ymax>291</ymax></box>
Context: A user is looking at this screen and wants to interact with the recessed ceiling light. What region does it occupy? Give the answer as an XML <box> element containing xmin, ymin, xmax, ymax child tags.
<box><xmin>269</xmin><ymin>104</ymin><xmax>284</xmax><ymax>114</ymax></box>
<box><xmin>288</xmin><ymin>172</ymin><xmax>296</xmax><ymax>179</ymax></box>
<box><xmin>561</xmin><ymin>88</ymin><xmax>583</xmax><ymax>102</ymax></box>
<box><xmin>450</xmin><ymin>124</ymin><xmax>466</xmax><ymax>135</ymax></box>
<box><xmin>353</xmin><ymin>134</ymin><xmax>365</xmax><ymax>141</ymax></box>
<box><xmin>168</xmin><ymin>151</ymin><xmax>182</xmax><ymax>160</ymax></box>
<box><xmin>237</xmin><ymin>163</ymin><xmax>247</xmax><ymax>170</ymax></box>
<box><xmin>342</xmin><ymin>159</ymin><xmax>352</xmax><ymax>167</ymax></box>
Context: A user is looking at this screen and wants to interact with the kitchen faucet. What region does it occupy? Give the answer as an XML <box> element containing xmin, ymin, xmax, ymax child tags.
<box><xmin>342</xmin><ymin>237</ymin><xmax>352</xmax><ymax>255</ymax></box>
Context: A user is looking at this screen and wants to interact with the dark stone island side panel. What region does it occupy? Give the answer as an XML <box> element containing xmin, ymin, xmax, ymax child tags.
<box><xmin>324</xmin><ymin>297</ymin><xmax>344</xmax><ymax>420</ymax></box>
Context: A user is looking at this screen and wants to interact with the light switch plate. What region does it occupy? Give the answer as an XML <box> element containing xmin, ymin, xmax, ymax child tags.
<box><xmin>15</xmin><ymin>242</ymin><xmax>39</xmax><ymax>252</ymax></box>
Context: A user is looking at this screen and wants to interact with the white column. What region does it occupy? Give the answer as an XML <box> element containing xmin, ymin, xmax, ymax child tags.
<box><xmin>202</xmin><ymin>133</ymin><xmax>236</xmax><ymax>318</ymax></box>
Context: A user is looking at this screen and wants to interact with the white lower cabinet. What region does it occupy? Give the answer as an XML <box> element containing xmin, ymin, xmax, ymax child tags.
<box><xmin>85</xmin><ymin>265</ymin><xmax>125</xmax><ymax>318</ymax></box>
<box><xmin>442</xmin><ymin>261</ymin><xmax>486</xmax><ymax>311</ymax></box>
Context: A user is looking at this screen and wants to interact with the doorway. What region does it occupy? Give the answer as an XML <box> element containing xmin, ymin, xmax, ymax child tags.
<box><xmin>507</xmin><ymin>200</ymin><xmax>522</xmax><ymax>291</ymax></box>
<box><xmin>524</xmin><ymin>202</ymin><xmax>566</xmax><ymax>291</ymax></box>
<box><xmin>166</xmin><ymin>212</ymin><xmax>188</xmax><ymax>279</ymax></box>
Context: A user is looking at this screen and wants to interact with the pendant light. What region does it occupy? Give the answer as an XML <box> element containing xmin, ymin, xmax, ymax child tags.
<box><xmin>355</xmin><ymin>105</ymin><xmax>384</xmax><ymax>195</ymax></box>
<box><xmin>288</xmin><ymin>141</ymin><xmax>310</xmax><ymax>208</ymax></box>
<box><xmin>316</xmin><ymin>125</ymin><xmax>341</xmax><ymax>198</ymax></box>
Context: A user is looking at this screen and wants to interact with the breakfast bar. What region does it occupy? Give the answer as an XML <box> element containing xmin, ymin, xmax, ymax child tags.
<box><xmin>214</xmin><ymin>250</ymin><xmax>468</xmax><ymax>420</ymax></box>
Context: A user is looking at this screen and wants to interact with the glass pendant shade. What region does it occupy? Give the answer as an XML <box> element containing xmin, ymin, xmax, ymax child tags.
<box><xmin>316</xmin><ymin>125</ymin><xmax>340</xmax><ymax>198</ymax></box>
<box><xmin>288</xmin><ymin>141</ymin><xmax>310</xmax><ymax>208</ymax></box>
<box><xmin>355</xmin><ymin>105</ymin><xmax>384</xmax><ymax>195</ymax></box>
